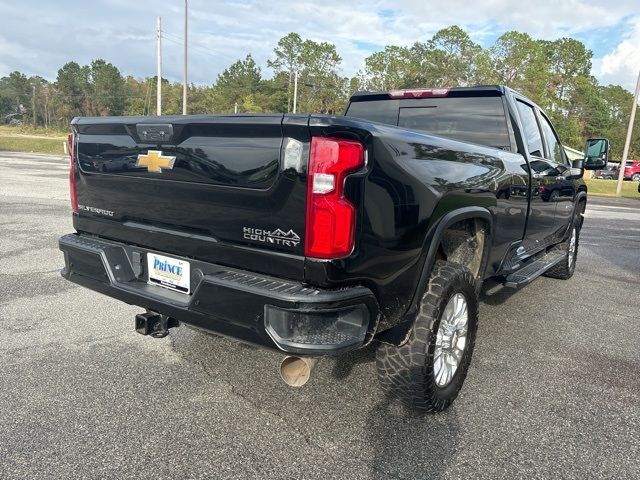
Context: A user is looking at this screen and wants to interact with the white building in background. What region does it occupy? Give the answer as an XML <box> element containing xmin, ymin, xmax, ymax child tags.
<box><xmin>563</xmin><ymin>145</ymin><xmax>584</xmax><ymax>162</ymax></box>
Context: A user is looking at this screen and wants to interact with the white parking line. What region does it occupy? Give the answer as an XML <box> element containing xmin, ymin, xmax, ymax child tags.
<box><xmin>588</xmin><ymin>204</ymin><xmax>639</xmax><ymax>211</ymax></box>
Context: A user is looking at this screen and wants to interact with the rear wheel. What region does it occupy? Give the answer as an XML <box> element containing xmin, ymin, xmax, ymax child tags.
<box><xmin>632</xmin><ymin>173</ymin><xmax>640</xmax><ymax>182</ymax></box>
<box><xmin>375</xmin><ymin>261</ymin><xmax>478</xmax><ymax>412</ymax></box>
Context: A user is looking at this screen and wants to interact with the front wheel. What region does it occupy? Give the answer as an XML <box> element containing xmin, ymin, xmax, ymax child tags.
<box><xmin>632</xmin><ymin>173</ymin><xmax>640</xmax><ymax>182</ymax></box>
<box><xmin>375</xmin><ymin>261</ymin><xmax>479</xmax><ymax>412</ymax></box>
<box><xmin>544</xmin><ymin>211</ymin><xmax>581</xmax><ymax>280</ymax></box>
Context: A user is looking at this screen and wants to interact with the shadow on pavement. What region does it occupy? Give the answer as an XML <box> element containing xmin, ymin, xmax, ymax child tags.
<box><xmin>365</xmin><ymin>394</ymin><xmax>460</xmax><ymax>479</ymax></box>
<box><xmin>170</xmin><ymin>321</ymin><xmax>463</xmax><ymax>479</ymax></box>
<box><xmin>330</xmin><ymin>344</ymin><xmax>376</xmax><ymax>380</ymax></box>
<box><xmin>479</xmin><ymin>278</ymin><xmax>523</xmax><ymax>306</ymax></box>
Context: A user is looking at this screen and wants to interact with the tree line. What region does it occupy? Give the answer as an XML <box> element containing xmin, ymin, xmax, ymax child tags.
<box><xmin>1</xmin><ymin>27</ymin><xmax>638</xmax><ymax>159</ymax></box>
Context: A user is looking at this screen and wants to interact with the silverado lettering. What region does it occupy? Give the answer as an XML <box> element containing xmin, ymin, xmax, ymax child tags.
<box><xmin>77</xmin><ymin>204</ymin><xmax>114</xmax><ymax>217</ymax></box>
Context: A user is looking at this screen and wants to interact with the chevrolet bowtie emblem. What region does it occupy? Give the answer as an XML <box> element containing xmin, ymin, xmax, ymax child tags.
<box><xmin>136</xmin><ymin>150</ymin><xmax>176</xmax><ymax>173</ymax></box>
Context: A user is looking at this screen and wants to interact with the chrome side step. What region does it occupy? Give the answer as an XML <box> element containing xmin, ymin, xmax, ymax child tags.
<box><xmin>503</xmin><ymin>251</ymin><xmax>565</xmax><ymax>288</ymax></box>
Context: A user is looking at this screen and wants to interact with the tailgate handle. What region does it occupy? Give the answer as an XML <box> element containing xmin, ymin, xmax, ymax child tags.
<box><xmin>136</xmin><ymin>123</ymin><xmax>174</xmax><ymax>144</ymax></box>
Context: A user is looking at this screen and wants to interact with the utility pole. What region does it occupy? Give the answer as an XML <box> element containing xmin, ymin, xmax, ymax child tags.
<box><xmin>44</xmin><ymin>89</ymin><xmax>49</xmax><ymax>129</ymax></box>
<box><xmin>292</xmin><ymin>71</ymin><xmax>298</xmax><ymax>114</ymax></box>
<box><xmin>182</xmin><ymin>0</ymin><xmax>188</xmax><ymax>115</ymax></box>
<box><xmin>156</xmin><ymin>16</ymin><xmax>162</xmax><ymax>116</ymax></box>
<box><xmin>616</xmin><ymin>69</ymin><xmax>640</xmax><ymax>196</ymax></box>
<box><xmin>287</xmin><ymin>70</ymin><xmax>292</xmax><ymax>113</ymax></box>
<box><xmin>32</xmin><ymin>85</ymin><xmax>36</xmax><ymax>126</ymax></box>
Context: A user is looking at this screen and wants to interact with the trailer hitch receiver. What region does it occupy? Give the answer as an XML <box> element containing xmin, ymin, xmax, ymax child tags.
<box><xmin>135</xmin><ymin>311</ymin><xmax>179</xmax><ymax>338</ymax></box>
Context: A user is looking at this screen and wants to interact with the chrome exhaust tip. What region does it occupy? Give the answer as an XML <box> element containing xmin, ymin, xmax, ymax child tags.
<box><xmin>279</xmin><ymin>356</ymin><xmax>318</xmax><ymax>387</ymax></box>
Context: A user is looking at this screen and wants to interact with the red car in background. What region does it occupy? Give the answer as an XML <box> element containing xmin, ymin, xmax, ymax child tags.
<box><xmin>623</xmin><ymin>160</ymin><xmax>640</xmax><ymax>181</ymax></box>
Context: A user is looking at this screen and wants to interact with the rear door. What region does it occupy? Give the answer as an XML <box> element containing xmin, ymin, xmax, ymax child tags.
<box><xmin>514</xmin><ymin>99</ymin><xmax>558</xmax><ymax>250</ymax></box>
<box><xmin>72</xmin><ymin>115</ymin><xmax>310</xmax><ymax>280</ymax></box>
<box><xmin>537</xmin><ymin>110</ymin><xmax>575</xmax><ymax>235</ymax></box>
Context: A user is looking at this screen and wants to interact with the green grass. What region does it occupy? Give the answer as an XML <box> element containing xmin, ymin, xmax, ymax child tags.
<box><xmin>0</xmin><ymin>125</ymin><xmax>67</xmax><ymax>154</ymax></box>
<box><xmin>0</xmin><ymin>125</ymin><xmax>68</xmax><ymax>137</ymax></box>
<box><xmin>585</xmin><ymin>178</ymin><xmax>640</xmax><ymax>199</ymax></box>
<box><xmin>0</xmin><ymin>135</ymin><xmax>67</xmax><ymax>154</ymax></box>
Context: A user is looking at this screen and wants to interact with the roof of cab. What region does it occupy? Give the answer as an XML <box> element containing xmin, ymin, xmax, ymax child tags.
<box><xmin>349</xmin><ymin>85</ymin><xmax>512</xmax><ymax>102</ymax></box>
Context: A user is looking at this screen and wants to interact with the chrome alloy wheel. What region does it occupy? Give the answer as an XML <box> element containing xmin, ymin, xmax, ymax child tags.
<box><xmin>434</xmin><ymin>293</ymin><xmax>469</xmax><ymax>387</ymax></box>
<box><xmin>568</xmin><ymin>227</ymin><xmax>577</xmax><ymax>269</ymax></box>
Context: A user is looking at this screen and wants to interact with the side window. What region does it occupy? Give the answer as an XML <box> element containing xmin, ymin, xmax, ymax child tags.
<box><xmin>515</xmin><ymin>101</ymin><xmax>544</xmax><ymax>157</ymax></box>
<box><xmin>539</xmin><ymin>113</ymin><xmax>565</xmax><ymax>164</ymax></box>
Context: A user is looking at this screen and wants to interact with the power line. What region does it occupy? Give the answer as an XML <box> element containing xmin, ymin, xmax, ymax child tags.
<box><xmin>43</xmin><ymin>93</ymin><xmax>151</xmax><ymax>99</ymax></box>
<box><xmin>162</xmin><ymin>30</ymin><xmax>238</xmax><ymax>61</ymax></box>
<box><xmin>182</xmin><ymin>0</ymin><xmax>188</xmax><ymax>115</ymax></box>
<box><xmin>162</xmin><ymin>34</ymin><xmax>220</xmax><ymax>61</ymax></box>
<box><xmin>156</xmin><ymin>16</ymin><xmax>162</xmax><ymax>115</ymax></box>
<box><xmin>143</xmin><ymin>78</ymin><xmax>152</xmax><ymax>115</ymax></box>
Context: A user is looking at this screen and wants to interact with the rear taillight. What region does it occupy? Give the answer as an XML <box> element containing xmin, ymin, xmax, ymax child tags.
<box><xmin>388</xmin><ymin>88</ymin><xmax>449</xmax><ymax>98</ymax></box>
<box><xmin>305</xmin><ymin>137</ymin><xmax>365</xmax><ymax>259</ymax></box>
<box><xmin>68</xmin><ymin>133</ymin><xmax>78</xmax><ymax>213</ymax></box>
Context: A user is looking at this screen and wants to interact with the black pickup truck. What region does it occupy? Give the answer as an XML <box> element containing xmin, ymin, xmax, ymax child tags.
<box><xmin>59</xmin><ymin>86</ymin><xmax>609</xmax><ymax>411</ymax></box>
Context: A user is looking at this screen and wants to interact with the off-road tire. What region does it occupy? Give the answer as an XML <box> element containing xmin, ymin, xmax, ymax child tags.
<box><xmin>375</xmin><ymin>261</ymin><xmax>479</xmax><ymax>412</ymax></box>
<box><xmin>544</xmin><ymin>203</ymin><xmax>584</xmax><ymax>280</ymax></box>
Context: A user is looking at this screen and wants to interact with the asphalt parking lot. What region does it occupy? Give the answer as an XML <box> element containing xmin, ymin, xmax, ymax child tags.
<box><xmin>1</xmin><ymin>151</ymin><xmax>638</xmax><ymax>479</ymax></box>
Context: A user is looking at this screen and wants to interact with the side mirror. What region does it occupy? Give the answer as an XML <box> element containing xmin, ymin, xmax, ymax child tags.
<box><xmin>583</xmin><ymin>138</ymin><xmax>609</xmax><ymax>170</ymax></box>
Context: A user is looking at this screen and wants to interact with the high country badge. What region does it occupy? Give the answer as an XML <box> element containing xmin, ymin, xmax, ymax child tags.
<box><xmin>243</xmin><ymin>227</ymin><xmax>301</xmax><ymax>247</ymax></box>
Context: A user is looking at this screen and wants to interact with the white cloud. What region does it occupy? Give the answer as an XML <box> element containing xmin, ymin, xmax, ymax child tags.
<box><xmin>2</xmin><ymin>0</ymin><xmax>640</xmax><ymax>92</ymax></box>
<box><xmin>597</xmin><ymin>16</ymin><xmax>640</xmax><ymax>90</ymax></box>
<box><xmin>386</xmin><ymin>0</ymin><xmax>636</xmax><ymax>37</ymax></box>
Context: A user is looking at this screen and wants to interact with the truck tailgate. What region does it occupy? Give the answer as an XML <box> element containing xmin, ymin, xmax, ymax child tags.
<box><xmin>71</xmin><ymin>115</ymin><xmax>309</xmax><ymax>280</ymax></box>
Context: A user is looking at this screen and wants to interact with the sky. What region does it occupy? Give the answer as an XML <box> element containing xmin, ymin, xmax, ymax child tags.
<box><xmin>1</xmin><ymin>0</ymin><xmax>639</xmax><ymax>91</ymax></box>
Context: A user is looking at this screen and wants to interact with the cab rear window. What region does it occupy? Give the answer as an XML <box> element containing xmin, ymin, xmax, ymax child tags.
<box><xmin>346</xmin><ymin>96</ymin><xmax>510</xmax><ymax>150</ymax></box>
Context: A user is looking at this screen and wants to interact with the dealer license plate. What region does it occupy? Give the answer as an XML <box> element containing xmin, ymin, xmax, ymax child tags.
<box><xmin>147</xmin><ymin>253</ymin><xmax>190</xmax><ymax>294</ymax></box>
